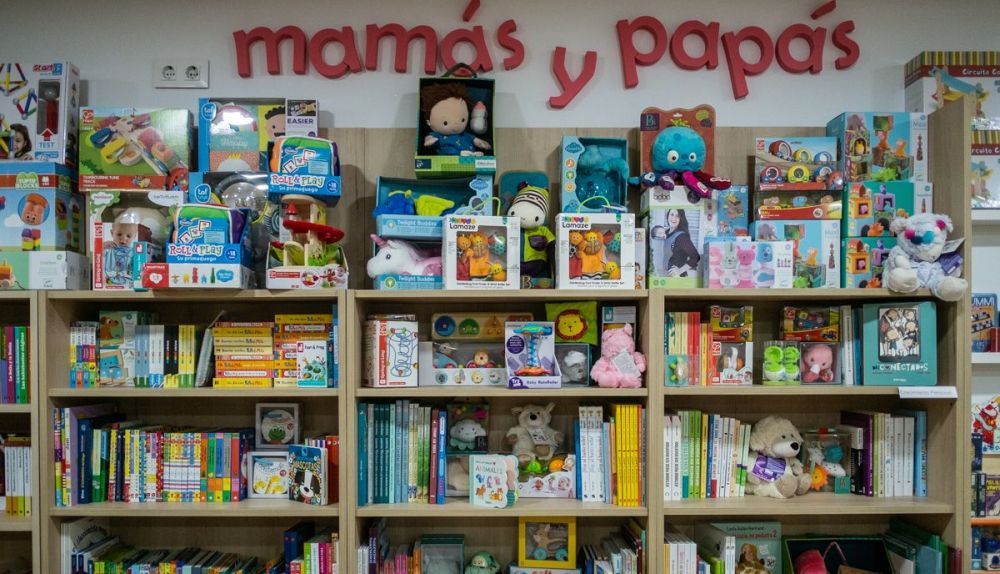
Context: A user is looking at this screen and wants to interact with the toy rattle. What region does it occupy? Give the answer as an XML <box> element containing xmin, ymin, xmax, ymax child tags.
<box><xmin>513</xmin><ymin>323</ymin><xmax>553</xmax><ymax>377</ymax></box>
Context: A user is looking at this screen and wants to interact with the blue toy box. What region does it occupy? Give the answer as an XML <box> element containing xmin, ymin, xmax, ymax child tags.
<box><xmin>198</xmin><ymin>98</ymin><xmax>318</xmax><ymax>172</ymax></box>
<box><xmin>267</xmin><ymin>136</ymin><xmax>341</xmax><ymax>203</ymax></box>
<box><xmin>752</xmin><ymin>219</ymin><xmax>841</xmax><ymax>288</ymax></box>
<box><xmin>755</xmin><ymin>137</ymin><xmax>843</xmax><ymax>191</ymax></box>
<box><xmin>861</xmin><ymin>301</ymin><xmax>937</xmax><ymax>386</ymax></box>
<box><xmin>844</xmin><ymin>180</ymin><xmax>933</xmax><ymax>238</ymax></box>
<box><xmin>374</xmin><ymin>175</ymin><xmax>493</xmax><ymax>240</ymax></box>
<box><xmin>560</xmin><ymin>136</ymin><xmax>629</xmax><ymax>213</ymax></box>
<box><xmin>842</xmin><ymin>237</ymin><xmax>896</xmax><ymax>289</ymax></box>
<box><xmin>0</xmin><ymin>162</ymin><xmax>84</xmax><ymax>252</ymax></box>
<box><xmin>826</xmin><ymin>112</ymin><xmax>928</xmax><ymax>183</ymax></box>
<box><xmin>416</xmin><ymin>76</ymin><xmax>496</xmax><ymax>178</ymax></box>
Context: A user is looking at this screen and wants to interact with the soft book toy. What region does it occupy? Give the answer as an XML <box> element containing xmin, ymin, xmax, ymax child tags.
<box><xmin>591</xmin><ymin>324</ymin><xmax>646</xmax><ymax>388</ymax></box>
<box><xmin>745</xmin><ymin>416</ymin><xmax>811</xmax><ymax>499</ymax></box>
<box><xmin>884</xmin><ymin>212</ymin><xmax>967</xmax><ymax>301</ymax></box>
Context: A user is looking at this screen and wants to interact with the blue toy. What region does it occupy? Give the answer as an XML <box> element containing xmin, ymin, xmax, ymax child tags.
<box><xmin>575</xmin><ymin>146</ymin><xmax>629</xmax><ymax>212</ymax></box>
<box><xmin>640</xmin><ymin>125</ymin><xmax>731</xmax><ymax>203</ymax></box>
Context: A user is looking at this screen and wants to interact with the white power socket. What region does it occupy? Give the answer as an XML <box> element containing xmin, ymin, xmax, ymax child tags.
<box><xmin>153</xmin><ymin>59</ymin><xmax>209</xmax><ymax>89</ymax></box>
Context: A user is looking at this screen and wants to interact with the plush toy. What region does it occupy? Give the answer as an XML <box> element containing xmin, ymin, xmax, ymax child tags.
<box><xmin>559</xmin><ymin>350</ymin><xmax>589</xmax><ymax>385</ymax></box>
<box><xmin>506</xmin><ymin>182</ymin><xmax>555</xmax><ymax>279</ymax></box>
<box><xmin>575</xmin><ymin>146</ymin><xmax>629</xmax><ymax>211</ymax></box>
<box><xmin>800</xmin><ymin>344</ymin><xmax>835</xmax><ymax>383</ymax></box>
<box><xmin>506</xmin><ymin>402</ymin><xmax>563</xmax><ymax>465</ymax></box>
<box><xmin>640</xmin><ymin>124</ymin><xmax>731</xmax><ymax>203</ymax></box>
<box><xmin>420</xmin><ymin>83</ymin><xmax>491</xmax><ymax>156</ymax></box>
<box><xmin>464</xmin><ymin>552</ymin><xmax>500</xmax><ymax>574</ymax></box>
<box><xmin>449</xmin><ymin>418</ymin><xmax>487</xmax><ymax>451</ymax></box>
<box><xmin>745</xmin><ymin>416</ymin><xmax>811</xmax><ymax>499</ymax></box>
<box><xmin>366</xmin><ymin>234</ymin><xmax>443</xmax><ymax>278</ymax></box>
<box><xmin>883</xmin><ymin>212</ymin><xmax>967</xmax><ymax>301</ymax></box>
<box><xmin>446</xmin><ymin>456</ymin><xmax>470</xmax><ymax>495</ymax></box>
<box><xmin>590</xmin><ymin>324</ymin><xmax>646</xmax><ymax>388</ymax></box>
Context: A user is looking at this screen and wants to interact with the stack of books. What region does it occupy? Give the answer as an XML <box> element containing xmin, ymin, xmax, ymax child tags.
<box><xmin>577</xmin><ymin>404</ymin><xmax>646</xmax><ymax>507</ymax></box>
<box><xmin>1</xmin><ymin>434</ymin><xmax>31</xmax><ymax>517</ymax></box>
<box><xmin>662</xmin><ymin>411</ymin><xmax>751</xmax><ymax>501</ymax></box>
<box><xmin>356</xmin><ymin>401</ymin><xmax>442</xmax><ymax>506</ymax></box>
<box><xmin>274</xmin><ymin>314</ymin><xmax>335</xmax><ymax>388</ymax></box>
<box><xmin>841</xmin><ymin>409</ymin><xmax>927</xmax><ymax>497</ymax></box>
<box><xmin>212</xmin><ymin>322</ymin><xmax>275</xmax><ymax>388</ymax></box>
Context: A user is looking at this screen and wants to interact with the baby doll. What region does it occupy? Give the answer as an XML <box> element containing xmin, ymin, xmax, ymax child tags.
<box><xmin>421</xmin><ymin>83</ymin><xmax>491</xmax><ymax>156</ymax></box>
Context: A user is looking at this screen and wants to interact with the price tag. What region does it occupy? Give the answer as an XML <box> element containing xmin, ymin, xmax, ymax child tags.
<box><xmin>897</xmin><ymin>386</ymin><xmax>957</xmax><ymax>399</ymax></box>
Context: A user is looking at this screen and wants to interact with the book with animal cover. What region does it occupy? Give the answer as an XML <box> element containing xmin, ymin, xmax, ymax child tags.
<box><xmin>710</xmin><ymin>522</ymin><xmax>781</xmax><ymax>574</ymax></box>
<box><xmin>469</xmin><ymin>454</ymin><xmax>518</xmax><ymax>508</ymax></box>
<box><xmin>861</xmin><ymin>302</ymin><xmax>937</xmax><ymax>386</ymax></box>
<box><xmin>288</xmin><ymin>444</ymin><xmax>328</xmax><ymax>506</ymax></box>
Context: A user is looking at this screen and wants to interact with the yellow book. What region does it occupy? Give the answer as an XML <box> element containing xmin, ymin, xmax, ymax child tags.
<box><xmin>700</xmin><ymin>414</ymin><xmax>709</xmax><ymax>499</ymax></box>
<box><xmin>212</xmin><ymin>326</ymin><xmax>273</xmax><ymax>336</ymax></box>
<box><xmin>613</xmin><ymin>405</ymin><xmax>621</xmax><ymax>506</ymax></box>
<box><xmin>212</xmin><ymin>377</ymin><xmax>273</xmax><ymax>388</ymax></box>
<box><xmin>630</xmin><ymin>404</ymin><xmax>638</xmax><ymax>506</ymax></box>
<box><xmin>274</xmin><ymin>313</ymin><xmax>332</xmax><ymax>325</ymax></box>
<box><xmin>663</xmin><ymin>541</ymin><xmax>670</xmax><ymax>574</ymax></box>
<box><xmin>624</xmin><ymin>404</ymin><xmax>633</xmax><ymax>506</ymax></box>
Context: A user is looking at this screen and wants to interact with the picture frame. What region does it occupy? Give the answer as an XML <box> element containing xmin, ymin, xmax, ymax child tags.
<box><xmin>255</xmin><ymin>403</ymin><xmax>301</xmax><ymax>450</ymax></box>
<box><xmin>518</xmin><ymin>516</ymin><xmax>577</xmax><ymax>569</ymax></box>
<box><xmin>247</xmin><ymin>451</ymin><xmax>291</xmax><ymax>499</ymax></box>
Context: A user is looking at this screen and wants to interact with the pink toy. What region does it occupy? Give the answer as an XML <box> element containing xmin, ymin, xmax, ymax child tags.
<box><xmin>590</xmin><ymin>324</ymin><xmax>646</xmax><ymax>388</ymax></box>
<box><xmin>366</xmin><ymin>233</ymin><xmax>442</xmax><ymax>278</ymax></box>
<box><xmin>736</xmin><ymin>245</ymin><xmax>755</xmax><ymax>288</ymax></box>
<box><xmin>801</xmin><ymin>343</ymin><xmax>835</xmax><ymax>383</ymax></box>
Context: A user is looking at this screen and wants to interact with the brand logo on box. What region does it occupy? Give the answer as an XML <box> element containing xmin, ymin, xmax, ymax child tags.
<box><xmin>32</xmin><ymin>63</ymin><xmax>56</xmax><ymax>73</ymax></box>
<box><xmin>81</xmin><ymin>109</ymin><xmax>95</xmax><ymax>127</ymax></box>
<box><xmin>559</xmin><ymin>215</ymin><xmax>591</xmax><ymax>229</ymax></box>
<box><xmin>448</xmin><ymin>217</ymin><xmax>477</xmax><ymax>231</ymax></box>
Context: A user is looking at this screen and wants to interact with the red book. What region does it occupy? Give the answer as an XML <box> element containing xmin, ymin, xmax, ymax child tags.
<box><xmin>231</xmin><ymin>433</ymin><xmax>241</xmax><ymax>502</ymax></box>
<box><xmin>5</xmin><ymin>326</ymin><xmax>14</xmax><ymax>404</ymax></box>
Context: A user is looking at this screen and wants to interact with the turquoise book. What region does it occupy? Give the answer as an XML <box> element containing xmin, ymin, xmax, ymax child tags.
<box><xmin>862</xmin><ymin>301</ymin><xmax>937</xmax><ymax>386</ymax></box>
<box><xmin>710</xmin><ymin>522</ymin><xmax>781</xmax><ymax>574</ymax></box>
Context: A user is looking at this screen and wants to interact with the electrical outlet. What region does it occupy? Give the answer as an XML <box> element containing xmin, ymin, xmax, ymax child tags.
<box><xmin>152</xmin><ymin>59</ymin><xmax>209</xmax><ymax>89</ymax></box>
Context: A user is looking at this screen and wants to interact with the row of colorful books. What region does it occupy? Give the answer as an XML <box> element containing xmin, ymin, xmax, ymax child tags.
<box><xmin>68</xmin><ymin>310</ymin><xmax>339</xmax><ymax>390</ymax></box>
<box><xmin>576</xmin><ymin>404</ymin><xmax>646</xmax><ymax>507</ymax></box>
<box><xmin>971</xmin><ymin>472</ymin><xmax>1000</xmax><ymax>517</ymax></box>
<box><xmin>0</xmin><ymin>325</ymin><xmax>30</xmax><ymax>404</ymax></box>
<box><xmin>1</xmin><ymin>434</ymin><xmax>31</xmax><ymax>517</ymax></box>
<box><xmin>662</xmin><ymin>412</ymin><xmax>751</xmax><ymax>501</ymax></box>
<box><xmin>841</xmin><ymin>409</ymin><xmax>927</xmax><ymax>497</ymax></box>
<box><xmin>579</xmin><ymin>520</ymin><xmax>646</xmax><ymax>574</ymax></box>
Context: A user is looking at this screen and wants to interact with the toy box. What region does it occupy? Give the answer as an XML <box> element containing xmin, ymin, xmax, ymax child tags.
<box><xmin>417</xmin><ymin>341</ymin><xmax>506</xmax><ymax>386</ymax></box>
<box><xmin>783</xmin><ymin>537</ymin><xmax>893</xmax><ymax>574</ymax></box>
<box><xmin>842</xmin><ymin>237</ymin><xmax>896</xmax><ymax>289</ymax></box>
<box><xmin>708</xmin><ymin>305</ymin><xmax>753</xmax><ymax>385</ymax></box>
<box><xmin>416</xmin><ymin>76</ymin><xmax>496</xmax><ymax>178</ymax></box>
<box><xmin>419</xmin><ymin>535</ymin><xmax>465</xmax><ymax>574</ymax></box>
<box><xmin>844</xmin><ymin>180</ymin><xmax>933</xmax><ymax>237</ymax></box>
<box><xmin>705</xmin><ymin>239</ymin><xmax>794</xmax><ymax>289</ymax></box>
<box><xmin>505</xmin><ymin>321</ymin><xmax>561</xmax><ymax>389</ymax></box>
<box><xmin>754</xmin><ymin>190</ymin><xmax>843</xmax><ymax>221</ymax></box>
<box><xmin>78</xmin><ymin>107</ymin><xmax>192</xmax><ymax>191</ymax></box>
<box><xmin>363</xmin><ymin>318</ymin><xmax>419</xmax><ymax>387</ymax></box>
<box><xmin>781</xmin><ymin>306</ymin><xmax>840</xmax><ymax>342</ymax></box>
<box><xmin>0</xmin><ymin>62</ymin><xmax>79</xmax><ymax>166</ymax></box>
<box><xmin>973</xmin><ymin>293</ymin><xmax>998</xmax><ymax>353</ymax></box>
<box><xmin>88</xmin><ymin>190</ymin><xmax>182</xmax><ymax>290</ymax></box>
<box><xmin>752</xmin><ymin>220</ymin><xmax>841</xmax><ymax>288</ymax></box>
<box><xmin>555</xmin><ymin>213</ymin><xmax>636</xmax><ymax>290</ymax></box>
<box><xmin>634</xmin><ymin>228</ymin><xmax>647</xmax><ymax>289</ymax></box>
<box><xmin>508</xmin><ymin>565</ymin><xmax>581</xmax><ymax>574</ymax></box>
<box><xmin>0</xmin><ymin>251</ymin><xmax>88</xmax><ymax>290</ymax></box>
<box><xmin>560</xmin><ymin>137</ymin><xmax>629</xmax><ymax>213</ymax></box>
<box><xmin>641</xmin><ymin>186</ymin><xmax>718</xmax><ymax>288</ymax></box>
<box><xmin>198</xmin><ymin>98</ymin><xmax>318</xmax><ymax>172</ymax></box>
<box><xmin>443</xmin><ymin>215</ymin><xmax>520</xmax><ymax>290</ymax></box>
<box><xmin>517</xmin><ymin>454</ymin><xmax>577</xmax><ymax>498</ymax></box>
<box><xmin>431</xmin><ymin>312</ymin><xmax>533</xmax><ymax>341</ymax></box>
<box><xmin>0</xmin><ymin>162</ymin><xmax>84</xmax><ymax>252</ymax></box>
<box><xmin>762</xmin><ymin>340</ymin><xmax>801</xmax><ymax>385</ymax></box>
<box><xmin>972</xmin><ymin>131</ymin><xmax>1000</xmax><ymax>208</ymax></box>
<box><xmin>375</xmin><ymin>175</ymin><xmax>493</xmax><ymax>239</ymax></box>
<box><xmin>826</xmin><ymin>112</ymin><xmax>928</xmax><ymax>183</ymax></box>
<box><xmin>755</xmin><ymin>137</ymin><xmax>843</xmax><ymax>191</ymax></box>
<box><xmin>267</xmin><ymin>135</ymin><xmax>341</xmax><ymax>201</ymax></box>
<box><xmin>861</xmin><ymin>301</ymin><xmax>937</xmax><ymax>386</ymax></box>
<box><xmin>904</xmin><ymin>51</ymin><xmax>1000</xmax><ymax>125</ymax></box>
<box><xmin>715</xmin><ymin>185</ymin><xmax>749</xmax><ymax>237</ymax></box>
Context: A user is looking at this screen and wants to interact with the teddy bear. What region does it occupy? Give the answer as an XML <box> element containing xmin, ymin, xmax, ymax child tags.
<box><xmin>800</xmin><ymin>343</ymin><xmax>835</xmax><ymax>383</ymax></box>
<box><xmin>745</xmin><ymin>416</ymin><xmax>811</xmax><ymax>499</ymax></box>
<box><xmin>590</xmin><ymin>324</ymin><xmax>646</xmax><ymax>388</ymax></box>
<box><xmin>884</xmin><ymin>212</ymin><xmax>967</xmax><ymax>301</ymax></box>
<box><xmin>506</xmin><ymin>402</ymin><xmax>563</xmax><ymax>465</ymax></box>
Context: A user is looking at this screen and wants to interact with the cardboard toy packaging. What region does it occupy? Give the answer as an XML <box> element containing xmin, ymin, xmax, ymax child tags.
<box><xmin>198</xmin><ymin>97</ymin><xmax>318</xmax><ymax>172</ymax></box>
<box><xmin>363</xmin><ymin>319</ymin><xmax>419</xmax><ymax>387</ymax></box>
<box><xmin>752</xmin><ymin>219</ymin><xmax>841</xmax><ymax>288</ymax></box>
<box><xmin>0</xmin><ymin>162</ymin><xmax>84</xmax><ymax>252</ymax></box>
<box><xmin>843</xmin><ymin>181</ymin><xmax>933</xmax><ymax>237</ymax></box>
<box><xmin>555</xmin><ymin>213</ymin><xmax>636</xmax><ymax>290</ymax></box>
<box><xmin>415</xmin><ymin>76</ymin><xmax>496</xmax><ymax>178</ymax></box>
<box><xmin>972</xmin><ymin>131</ymin><xmax>1000</xmax><ymax>208</ymax></box>
<box><xmin>442</xmin><ymin>215</ymin><xmax>520</xmax><ymax>290</ymax></box>
<box><xmin>755</xmin><ymin>136</ymin><xmax>843</xmax><ymax>192</ymax></box>
<box><xmin>640</xmin><ymin>186</ymin><xmax>717</xmax><ymax>288</ymax></box>
<box><xmin>826</xmin><ymin>112</ymin><xmax>928</xmax><ymax>183</ymax></box>
<box><xmin>0</xmin><ymin>62</ymin><xmax>79</xmax><ymax>166</ymax></box>
<box><xmin>904</xmin><ymin>51</ymin><xmax>1000</xmax><ymax>125</ymax></box>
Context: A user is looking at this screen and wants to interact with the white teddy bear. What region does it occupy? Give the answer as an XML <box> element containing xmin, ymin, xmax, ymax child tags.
<box><xmin>884</xmin><ymin>212</ymin><xmax>967</xmax><ymax>301</ymax></box>
<box><xmin>745</xmin><ymin>416</ymin><xmax>811</xmax><ymax>499</ymax></box>
<box><xmin>506</xmin><ymin>402</ymin><xmax>563</xmax><ymax>465</ymax></box>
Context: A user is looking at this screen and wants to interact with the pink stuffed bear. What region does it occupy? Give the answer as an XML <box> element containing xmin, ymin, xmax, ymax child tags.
<box><xmin>590</xmin><ymin>324</ymin><xmax>646</xmax><ymax>388</ymax></box>
<box><xmin>801</xmin><ymin>343</ymin><xmax>835</xmax><ymax>383</ymax></box>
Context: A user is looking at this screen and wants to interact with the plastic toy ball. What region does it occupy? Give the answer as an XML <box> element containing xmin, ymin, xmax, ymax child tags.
<box><xmin>524</xmin><ymin>459</ymin><xmax>544</xmax><ymax>475</ymax></box>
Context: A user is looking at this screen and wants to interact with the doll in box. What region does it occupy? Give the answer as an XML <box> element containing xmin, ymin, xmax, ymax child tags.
<box><xmin>421</xmin><ymin>83</ymin><xmax>491</xmax><ymax>156</ymax></box>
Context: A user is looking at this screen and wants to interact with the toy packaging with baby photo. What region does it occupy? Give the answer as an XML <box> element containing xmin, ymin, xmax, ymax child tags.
<box><xmin>198</xmin><ymin>97</ymin><xmax>318</xmax><ymax>172</ymax></box>
<box><xmin>0</xmin><ymin>62</ymin><xmax>79</xmax><ymax>166</ymax></box>
<box><xmin>443</xmin><ymin>214</ymin><xmax>520</xmax><ymax>290</ymax></box>
<box><xmin>417</xmin><ymin>341</ymin><xmax>506</xmax><ymax>387</ymax></box>
<box><xmin>363</xmin><ymin>317</ymin><xmax>419</xmax><ymax>387</ymax></box>
<box><xmin>416</xmin><ymin>74</ymin><xmax>495</xmax><ymax>178</ymax></box>
<box><xmin>844</xmin><ymin>181</ymin><xmax>933</xmax><ymax>237</ymax></box>
<box><xmin>555</xmin><ymin>213</ymin><xmax>636</xmax><ymax>290</ymax></box>
<box><xmin>0</xmin><ymin>162</ymin><xmax>84</xmax><ymax>252</ymax></box>
<box><xmin>708</xmin><ymin>305</ymin><xmax>753</xmax><ymax>385</ymax></box>
<box><xmin>755</xmin><ymin>136</ymin><xmax>843</xmax><ymax>192</ymax></box>
<box><xmin>752</xmin><ymin>220</ymin><xmax>841</xmax><ymax>288</ymax></box>
<box><xmin>861</xmin><ymin>301</ymin><xmax>937</xmax><ymax>386</ymax></box>
<box><xmin>971</xmin><ymin>130</ymin><xmax>1000</xmax><ymax>208</ymax></box>
<box><xmin>842</xmin><ymin>237</ymin><xmax>897</xmax><ymax>288</ymax></box>
<box><xmin>641</xmin><ymin>186</ymin><xmax>717</xmax><ymax>288</ymax></box>
<box><xmin>78</xmin><ymin>107</ymin><xmax>191</xmax><ymax>191</ymax></box>
<box><xmin>375</xmin><ymin>175</ymin><xmax>493</xmax><ymax>239</ymax></box>
<box><xmin>560</xmin><ymin>137</ymin><xmax>629</xmax><ymax>213</ymax></box>
<box><xmin>505</xmin><ymin>321</ymin><xmax>561</xmax><ymax>389</ymax></box>
<box><xmin>826</xmin><ymin>112</ymin><xmax>928</xmax><ymax>183</ymax></box>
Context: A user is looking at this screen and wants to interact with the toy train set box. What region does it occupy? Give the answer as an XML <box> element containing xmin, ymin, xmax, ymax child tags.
<box><xmin>844</xmin><ymin>180</ymin><xmax>933</xmax><ymax>237</ymax></box>
<box><xmin>754</xmin><ymin>137</ymin><xmax>844</xmax><ymax>192</ymax></box>
<box><xmin>374</xmin><ymin>175</ymin><xmax>493</xmax><ymax>239</ymax></box>
<box><xmin>826</xmin><ymin>112</ymin><xmax>928</xmax><ymax>183</ymax></box>
<box><xmin>415</xmin><ymin>75</ymin><xmax>496</xmax><ymax>178</ymax></box>
<box><xmin>904</xmin><ymin>51</ymin><xmax>1000</xmax><ymax>123</ymax></box>
<box><xmin>78</xmin><ymin>107</ymin><xmax>192</xmax><ymax>191</ymax></box>
<box><xmin>198</xmin><ymin>97</ymin><xmax>318</xmax><ymax>172</ymax></box>
<box><xmin>0</xmin><ymin>162</ymin><xmax>84</xmax><ymax>253</ymax></box>
<box><xmin>0</xmin><ymin>62</ymin><xmax>80</xmax><ymax>167</ymax></box>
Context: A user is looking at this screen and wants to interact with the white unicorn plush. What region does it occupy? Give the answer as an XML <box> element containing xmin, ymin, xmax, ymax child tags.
<box><xmin>366</xmin><ymin>234</ymin><xmax>443</xmax><ymax>278</ymax></box>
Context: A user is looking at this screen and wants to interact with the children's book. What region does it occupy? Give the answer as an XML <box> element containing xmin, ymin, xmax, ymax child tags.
<box><xmin>709</xmin><ymin>522</ymin><xmax>781</xmax><ymax>574</ymax></box>
<box><xmin>287</xmin><ymin>444</ymin><xmax>328</xmax><ymax>506</ymax></box>
<box><xmin>861</xmin><ymin>302</ymin><xmax>937</xmax><ymax>386</ymax></box>
<box><xmin>972</xmin><ymin>293</ymin><xmax>997</xmax><ymax>352</ymax></box>
<box><xmin>468</xmin><ymin>454</ymin><xmax>518</xmax><ymax>508</ymax></box>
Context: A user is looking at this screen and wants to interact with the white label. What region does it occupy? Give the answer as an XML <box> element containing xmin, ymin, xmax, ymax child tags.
<box><xmin>897</xmin><ymin>386</ymin><xmax>957</xmax><ymax>399</ymax></box>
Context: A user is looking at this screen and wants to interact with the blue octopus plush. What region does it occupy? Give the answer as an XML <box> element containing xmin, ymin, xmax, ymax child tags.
<box><xmin>640</xmin><ymin>124</ymin><xmax>731</xmax><ymax>203</ymax></box>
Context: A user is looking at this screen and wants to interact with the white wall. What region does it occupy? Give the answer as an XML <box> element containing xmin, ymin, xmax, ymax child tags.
<box><xmin>4</xmin><ymin>0</ymin><xmax>1000</xmax><ymax>128</ymax></box>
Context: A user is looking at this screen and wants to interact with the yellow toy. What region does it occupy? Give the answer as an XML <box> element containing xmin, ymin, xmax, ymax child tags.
<box><xmin>463</xmin><ymin>232</ymin><xmax>492</xmax><ymax>278</ymax></box>
<box><xmin>571</xmin><ymin>230</ymin><xmax>609</xmax><ymax>278</ymax></box>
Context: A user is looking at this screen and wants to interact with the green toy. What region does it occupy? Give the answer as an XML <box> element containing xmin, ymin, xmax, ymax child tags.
<box><xmin>762</xmin><ymin>341</ymin><xmax>801</xmax><ymax>385</ymax></box>
<box><xmin>464</xmin><ymin>552</ymin><xmax>500</xmax><ymax>574</ymax></box>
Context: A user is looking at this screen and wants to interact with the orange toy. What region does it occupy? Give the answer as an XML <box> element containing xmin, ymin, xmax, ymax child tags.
<box><xmin>572</xmin><ymin>230</ymin><xmax>608</xmax><ymax>277</ymax></box>
<box><xmin>463</xmin><ymin>232</ymin><xmax>492</xmax><ymax>278</ymax></box>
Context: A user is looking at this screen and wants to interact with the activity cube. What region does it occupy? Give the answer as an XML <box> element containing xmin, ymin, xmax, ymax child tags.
<box><xmin>826</xmin><ymin>112</ymin><xmax>928</xmax><ymax>183</ymax></box>
<box><xmin>844</xmin><ymin>181</ymin><xmax>934</xmax><ymax>237</ymax></box>
<box><xmin>0</xmin><ymin>162</ymin><xmax>84</xmax><ymax>252</ymax></box>
<box><xmin>555</xmin><ymin>212</ymin><xmax>636</xmax><ymax>290</ymax></box>
<box><xmin>0</xmin><ymin>62</ymin><xmax>79</xmax><ymax>166</ymax></box>
<box><xmin>752</xmin><ymin>220</ymin><xmax>841</xmax><ymax>288</ymax></box>
<box><xmin>443</xmin><ymin>214</ymin><xmax>520</xmax><ymax>290</ymax></box>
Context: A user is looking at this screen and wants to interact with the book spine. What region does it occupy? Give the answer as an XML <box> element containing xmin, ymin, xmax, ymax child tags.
<box><xmin>436</xmin><ymin>409</ymin><xmax>446</xmax><ymax>504</ymax></box>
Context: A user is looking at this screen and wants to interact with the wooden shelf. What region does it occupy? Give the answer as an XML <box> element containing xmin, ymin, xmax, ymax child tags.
<box><xmin>663</xmin><ymin>386</ymin><xmax>904</xmax><ymax>396</ymax></box>
<box><xmin>663</xmin><ymin>495</ymin><xmax>953</xmax><ymax>516</ymax></box>
<box><xmin>356</xmin><ymin>386</ymin><xmax>647</xmax><ymax>398</ymax></box>
<box><xmin>48</xmin><ymin>387</ymin><xmax>339</xmax><ymax>398</ymax></box>
<box><xmin>0</xmin><ymin>515</ymin><xmax>32</xmax><ymax>532</ymax></box>
<box><xmin>0</xmin><ymin>403</ymin><xmax>30</xmax><ymax>413</ymax></box>
<box><xmin>972</xmin><ymin>209</ymin><xmax>1000</xmax><ymax>224</ymax></box>
<box><xmin>49</xmin><ymin>500</ymin><xmax>339</xmax><ymax>518</ymax></box>
<box><xmin>0</xmin><ymin>292</ymin><xmax>33</xmax><ymax>302</ymax></box>
<box><xmin>45</xmin><ymin>290</ymin><xmax>341</xmax><ymax>302</ymax></box>
<box><xmin>659</xmin><ymin>288</ymin><xmax>933</xmax><ymax>301</ymax></box>
<box><xmin>354</xmin><ymin>289</ymin><xmax>648</xmax><ymax>302</ymax></box>
<box><xmin>355</xmin><ymin>499</ymin><xmax>646</xmax><ymax>518</ymax></box>
<box><xmin>973</xmin><ymin>353</ymin><xmax>1000</xmax><ymax>365</ymax></box>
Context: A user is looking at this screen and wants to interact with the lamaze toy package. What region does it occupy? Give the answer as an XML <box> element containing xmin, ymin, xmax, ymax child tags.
<box><xmin>555</xmin><ymin>213</ymin><xmax>636</xmax><ymax>290</ymax></box>
<box><xmin>442</xmin><ymin>214</ymin><xmax>520</xmax><ymax>290</ymax></box>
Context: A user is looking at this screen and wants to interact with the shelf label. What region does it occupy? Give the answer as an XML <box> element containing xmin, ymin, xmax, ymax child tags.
<box><xmin>898</xmin><ymin>386</ymin><xmax>957</xmax><ymax>399</ymax></box>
